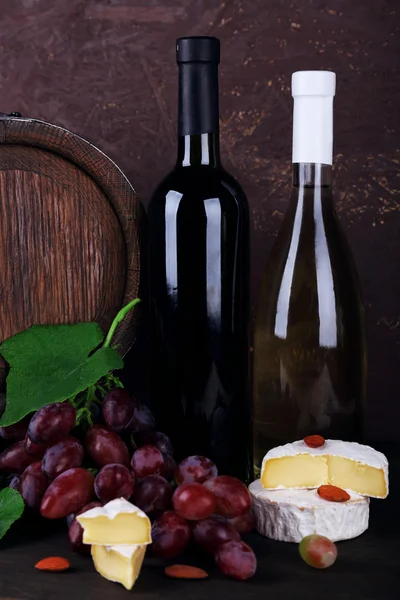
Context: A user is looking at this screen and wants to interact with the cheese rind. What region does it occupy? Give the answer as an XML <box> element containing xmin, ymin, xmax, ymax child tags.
<box><xmin>91</xmin><ymin>544</ymin><xmax>146</xmax><ymax>590</ymax></box>
<box><xmin>249</xmin><ymin>479</ymin><xmax>369</xmax><ymax>543</ymax></box>
<box><xmin>77</xmin><ymin>498</ymin><xmax>152</xmax><ymax>546</ymax></box>
<box><xmin>78</xmin><ymin>497</ymin><xmax>148</xmax><ymax>520</ymax></box>
<box><xmin>261</xmin><ymin>440</ymin><xmax>388</xmax><ymax>498</ymax></box>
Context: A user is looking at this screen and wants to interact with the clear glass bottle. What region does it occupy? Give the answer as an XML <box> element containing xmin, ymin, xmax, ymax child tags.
<box><xmin>253</xmin><ymin>71</ymin><xmax>366</xmax><ymax>475</ymax></box>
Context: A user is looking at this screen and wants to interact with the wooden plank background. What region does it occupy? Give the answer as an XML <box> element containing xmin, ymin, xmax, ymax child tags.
<box><xmin>0</xmin><ymin>0</ymin><xmax>398</xmax><ymax>441</ymax></box>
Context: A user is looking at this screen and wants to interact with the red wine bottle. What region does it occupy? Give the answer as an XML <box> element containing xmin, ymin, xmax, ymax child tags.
<box><xmin>148</xmin><ymin>37</ymin><xmax>251</xmax><ymax>482</ymax></box>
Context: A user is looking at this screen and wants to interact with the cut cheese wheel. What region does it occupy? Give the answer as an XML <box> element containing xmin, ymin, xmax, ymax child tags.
<box><xmin>249</xmin><ymin>479</ymin><xmax>369</xmax><ymax>543</ymax></box>
<box><xmin>261</xmin><ymin>439</ymin><xmax>389</xmax><ymax>498</ymax></box>
<box><xmin>77</xmin><ymin>498</ymin><xmax>151</xmax><ymax>546</ymax></box>
<box><xmin>91</xmin><ymin>544</ymin><xmax>146</xmax><ymax>590</ymax></box>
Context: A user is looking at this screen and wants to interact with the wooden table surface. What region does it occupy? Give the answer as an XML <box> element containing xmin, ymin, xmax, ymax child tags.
<box><xmin>0</xmin><ymin>443</ymin><xmax>398</xmax><ymax>600</ymax></box>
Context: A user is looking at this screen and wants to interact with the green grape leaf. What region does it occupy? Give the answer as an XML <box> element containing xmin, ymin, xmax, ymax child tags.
<box><xmin>0</xmin><ymin>323</ymin><xmax>123</xmax><ymax>426</ymax></box>
<box><xmin>0</xmin><ymin>488</ymin><xmax>25</xmax><ymax>539</ymax></box>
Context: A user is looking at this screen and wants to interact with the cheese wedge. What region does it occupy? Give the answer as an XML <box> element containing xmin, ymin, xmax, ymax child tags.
<box><xmin>91</xmin><ymin>544</ymin><xmax>146</xmax><ymax>590</ymax></box>
<box><xmin>261</xmin><ymin>439</ymin><xmax>388</xmax><ymax>499</ymax></box>
<box><xmin>249</xmin><ymin>479</ymin><xmax>369</xmax><ymax>543</ymax></box>
<box><xmin>77</xmin><ymin>498</ymin><xmax>152</xmax><ymax>545</ymax></box>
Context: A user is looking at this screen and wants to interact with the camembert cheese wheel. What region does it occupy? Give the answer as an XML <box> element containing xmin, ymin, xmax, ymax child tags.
<box><xmin>261</xmin><ymin>439</ymin><xmax>389</xmax><ymax>499</ymax></box>
<box><xmin>249</xmin><ymin>479</ymin><xmax>369</xmax><ymax>543</ymax></box>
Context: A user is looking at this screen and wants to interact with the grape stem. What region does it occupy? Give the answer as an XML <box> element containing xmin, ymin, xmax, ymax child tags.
<box><xmin>70</xmin><ymin>298</ymin><xmax>140</xmax><ymax>420</ymax></box>
<box><xmin>84</xmin><ymin>385</ymin><xmax>97</xmax><ymax>414</ymax></box>
<box><xmin>103</xmin><ymin>298</ymin><xmax>141</xmax><ymax>349</ymax></box>
<box><xmin>105</xmin><ymin>373</ymin><xmax>124</xmax><ymax>390</ymax></box>
<box><xmin>76</xmin><ymin>406</ymin><xmax>93</xmax><ymax>426</ymax></box>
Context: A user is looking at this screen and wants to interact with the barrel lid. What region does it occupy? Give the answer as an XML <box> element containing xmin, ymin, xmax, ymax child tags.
<box><xmin>0</xmin><ymin>113</ymin><xmax>143</xmax><ymax>388</ymax></box>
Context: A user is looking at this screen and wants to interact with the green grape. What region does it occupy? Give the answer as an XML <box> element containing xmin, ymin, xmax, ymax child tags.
<box><xmin>299</xmin><ymin>534</ymin><xmax>337</xmax><ymax>569</ymax></box>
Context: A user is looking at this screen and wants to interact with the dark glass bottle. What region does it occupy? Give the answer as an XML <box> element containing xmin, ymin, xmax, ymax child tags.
<box><xmin>148</xmin><ymin>37</ymin><xmax>251</xmax><ymax>481</ymax></box>
<box><xmin>253</xmin><ymin>71</ymin><xmax>366</xmax><ymax>475</ymax></box>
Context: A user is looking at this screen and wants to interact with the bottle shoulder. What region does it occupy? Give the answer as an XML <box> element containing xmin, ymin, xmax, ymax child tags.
<box><xmin>148</xmin><ymin>166</ymin><xmax>248</xmax><ymax>206</ymax></box>
<box><xmin>258</xmin><ymin>191</ymin><xmax>363</xmax><ymax>306</ymax></box>
<box><xmin>271</xmin><ymin>188</ymin><xmax>355</xmax><ymax>258</ymax></box>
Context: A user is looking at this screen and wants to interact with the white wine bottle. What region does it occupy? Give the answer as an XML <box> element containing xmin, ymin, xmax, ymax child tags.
<box><xmin>253</xmin><ymin>71</ymin><xmax>366</xmax><ymax>474</ymax></box>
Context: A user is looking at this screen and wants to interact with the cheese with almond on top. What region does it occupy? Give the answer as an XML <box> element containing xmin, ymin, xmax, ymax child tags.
<box><xmin>261</xmin><ymin>439</ymin><xmax>388</xmax><ymax>499</ymax></box>
<box><xmin>249</xmin><ymin>479</ymin><xmax>369</xmax><ymax>542</ymax></box>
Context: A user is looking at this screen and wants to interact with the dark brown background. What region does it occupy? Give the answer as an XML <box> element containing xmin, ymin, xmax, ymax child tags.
<box><xmin>0</xmin><ymin>0</ymin><xmax>398</xmax><ymax>440</ymax></box>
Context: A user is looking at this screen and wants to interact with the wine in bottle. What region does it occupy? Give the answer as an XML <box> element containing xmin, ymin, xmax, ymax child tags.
<box><xmin>253</xmin><ymin>71</ymin><xmax>366</xmax><ymax>474</ymax></box>
<box><xmin>148</xmin><ymin>37</ymin><xmax>251</xmax><ymax>481</ymax></box>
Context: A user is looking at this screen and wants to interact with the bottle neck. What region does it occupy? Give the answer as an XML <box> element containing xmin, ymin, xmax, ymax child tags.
<box><xmin>292</xmin><ymin>95</ymin><xmax>333</xmax><ymax>165</ymax></box>
<box><xmin>177</xmin><ymin>61</ymin><xmax>220</xmax><ymax>168</ymax></box>
<box><xmin>176</xmin><ymin>133</ymin><xmax>220</xmax><ymax>168</ymax></box>
<box><xmin>292</xmin><ymin>163</ymin><xmax>332</xmax><ymax>188</ymax></box>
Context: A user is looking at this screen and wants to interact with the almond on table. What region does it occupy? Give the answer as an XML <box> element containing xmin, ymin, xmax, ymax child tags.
<box><xmin>34</xmin><ymin>557</ymin><xmax>70</xmax><ymax>572</ymax></box>
<box><xmin>164</xmin><ymin>565</ymin><xmax>209</xmax><ymax>579</ymax></box>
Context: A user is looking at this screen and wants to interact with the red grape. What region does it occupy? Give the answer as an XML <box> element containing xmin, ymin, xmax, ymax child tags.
<box><xmin>0</xmin><ymin>441</ymin><xmax>36</xmax><ymax>473</ymax></box>
<box><xmin>126</xmin><ymin>402</ymin><xmax>155</xmax><ymax>433</ymax></box>
<box><xmin>85</xmin><ymin>425</ymin><xmax>129</xmax><ymax>467</ymax></box>
<box><xmin>25</xmin><ymin>436</ymin><xmax>47</xmax><ymax>457</ymax></box>
<box><xmin>151</xmin><ymin>510</ymin><xmax>191</xmax><ymax>559</ymax></box>
<box><xmin>175</xmin><ymin>455</ymin><xmax>217</xmax><ymax>485</ymax></box>
<box><xmin>133</xmin><ymin>474</ymin><xmax>172</xmax><ymax>515</ymax></box>
<box><xmin>8</xmin><ymin>474</ymin><xmax>20</xmax><ymax>491</ymax></box>
<box><xmin>131</xmin><ymin>445</ymin><xmax>164</xmax><ymax>479</ymax></box>
<box><xmin>215</xmin><ymin>540</ymin><xmax>257</xmax><ymax>581</ymax></box>
<box><xmin>94</xmin><ymin>464</ymin><xmax>134</xmax><ymax>502</ymax></box>
<box><xmin>193</xmin><ymin>515</ymin><xmax>240</xmax><ymax>554</ymax></box>
<box><xmin>0</xmin><ymin>415</ymin><xmax>31</xmax><ymax>441</ymax></box>
<box><xmin>136</xmin><ymin>431</ymin><xmax>174</xmax><ymax>456</ymax></box>
<box><xmin>172</xmin><ymin>482</ymin><xmax>217</xmax><ymax>520</ymax></box>
<box><xmin>89</xmin><ymin>402</ymin><xmax>102</xmax><ymax>424</ymax></box>
<box><xmin>204</xmin><ymin>476</ymin><xmax>251</xmax><ymax>518</ymax></box>
<box><xmin>19</xmin><ymin>461</ymin><xmax>49</xmax><ymax>509</ymax></box>
<box><xmin>68</xmin><ymin>501</ymin><xmax>103</xmax><ymax>555</ymax></box>
<box><xmin>40</xmin><ymin>467</ymin><xmax>94</xmax><ymax>519</ymax></box>
<box><xmin>68</xmin><ymin>518</ymin><xmax>88</xmax><ymax>555</ymax></box>
<box><xmin>101</xmin><ymin>389</ymin><xmax>135</xmax><ymax>432</ymax></box>
<box><xmin>66</xmin><ymin>500</ymin><xmax>103</xmax><ymax>529</ymax></box>
<box><xmin>228</xmin><ymin>509</ymin><xmax>256</xmax><ymax>534</ymax></box>
<box><xmin>66</xmin><ymin>512</ymin><xmax>75</xmax><ymax>527</ymax></box>
<box><xmin>42</xmin><ymin>437</ymin><xmax>84</xmax><ymax>480</ymax></box>
<box><xmin>299</xmin><ymin>534</ymin><xmax>337</xmax><ymax>569</ymax></box>
<box><xmin>27</xmin><ymin>402</ymin><xmax>76</xmax><ymax>444</ymax></box>
<box><xmin>77</xmin><ymin>500</ymin><xmax>103</xmax><ymax>516</ymax></box>
<box><xmin>161</xmin><ymin>454</ymin><xmax>177</xmax><ymax>480</ymax></box>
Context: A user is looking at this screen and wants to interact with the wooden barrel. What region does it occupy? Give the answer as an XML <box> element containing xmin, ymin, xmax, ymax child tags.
<box><xmin>0</xmin><ymin>113</ymin><xmax>143</xmax><ymax>389</ymax></box>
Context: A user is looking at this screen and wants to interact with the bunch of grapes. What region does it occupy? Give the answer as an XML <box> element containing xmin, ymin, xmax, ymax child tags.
<box><xmin>0</xmin><ymin>390</ymin><xmax>257</xmax><ymax>581</ymax></box>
